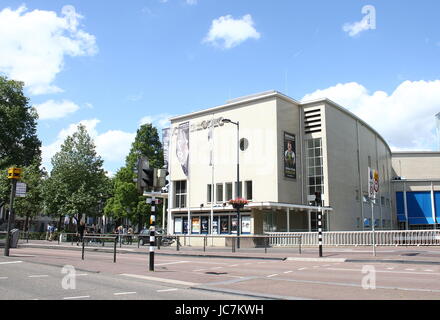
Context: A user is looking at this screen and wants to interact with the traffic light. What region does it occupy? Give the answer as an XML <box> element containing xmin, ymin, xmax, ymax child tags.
<box><xmin>161</xmin><ymin>170</ymin><xmax>170</xmax><ymax>193</ymax></box>
<box><xmin>134</xmin><ymin>157</ymin><xmax>154</xmax><ymax>192</ymax></box>
<box><xmin>315</xmin><ymin>191</ymin><xmax>322</xmax><ymax>206</ymax></box>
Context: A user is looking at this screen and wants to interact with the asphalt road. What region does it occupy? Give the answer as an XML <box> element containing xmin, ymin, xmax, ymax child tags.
<box><xmin>2</xmin><ymin>247</ymin><xmax>440</xmax><ymax>300</ymax></box>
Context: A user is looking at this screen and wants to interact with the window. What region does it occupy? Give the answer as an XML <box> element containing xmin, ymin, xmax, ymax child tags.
<box><xmin>386</xmin><ymin>198</ymin><xmax>390</xmax><ymax>207</ymax></box>
<box><xmin>225</xmin><ymin>183</ymin><xmax>233</xmax><ymax>202</ymax></box>
<box><xmin>235</xmin><ymin>181</ymin><xmax>243</xmax><ymax>198</ymax></box>
<box><xmin>245</xmin><ymin>181</ymin><xmax>253</xmax><ymax>200</ymax></box>
<box><xmin>216</xmin><ymin>184</ymin><xmax>223</xmax><ymax>203</ymax></box>
<box><xmin>381</xmin><ymin>196</ymin><xmax>385</xmax><ymax>206</ymax></box>
<box><xmin>207</xmin><ymin>184</ymin><xmax>212</xmax><ymax>203</ymax></box>
<box><xmin>174</xmin><ymin>181</ymin><xmax>187</xmax><ymax>208</ymax></box>
<box><xmin>355</xmin><ymin>189</ymin><xmax>360</xmax><ymax>201</ymax></box>
<box><xmin>306</xmin><ymin>138</ymin><xmax>324</xmax><ymax>196</ymax></box>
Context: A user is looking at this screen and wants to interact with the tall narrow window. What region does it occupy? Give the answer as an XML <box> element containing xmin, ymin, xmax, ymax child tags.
<box><xmin>225</xmin><ymin>183</ymin><xmax>233</xmax><ymax>202</ymax></box>
<box><xmin>174</xmin><ymin>181</ymin><xmax>187</xmax><ymax>208</ymax></box>
<box><xmin>235</xmin><ymin>181</ymin><xmax>243</xmax><ymax>198</ymax></box>
<box><xmin>306</xmin><ymin>138</ymin><xmax>324</xmax><ymax>196</ymax></box>
<box><xmin>207</xmin><ymin>184</ymin><xmax>212</xmax><ymax>203</ymax></box>
<box><xmin>245</xmin><ymin>181</ymin><xmax>253</xmax><ymax>200</ymax></box>
<box><xmin>216</xmin><ymin>183</ymin><xmax>223</xmax><ymax>203</ymax></box>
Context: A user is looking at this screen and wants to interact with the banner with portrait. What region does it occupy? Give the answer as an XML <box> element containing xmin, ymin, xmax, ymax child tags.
<box><xmin>176</xmin><ymin>122</ymin><xmax>190</xmax><ymax>176</ymax></box>
<box><xmin>283</xmin><ymin>132</ymin><xmax>296</xmax><ymax>179</ymax></box>
<box><xmin>162</xmin><ymin>127</ymin><xmax>170</xmax><ymax>169</ymax></box>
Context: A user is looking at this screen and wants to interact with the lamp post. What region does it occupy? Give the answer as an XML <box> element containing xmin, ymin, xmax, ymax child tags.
<box><xmin>222</xmin><ymin>118</ymin><xmax>241</xmax><ymax>248</ymax></box>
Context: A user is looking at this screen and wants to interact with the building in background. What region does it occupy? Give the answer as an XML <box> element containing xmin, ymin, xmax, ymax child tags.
<box><xmin>165</xmin><ymin>91</ymin><xmax>395</xmax><ymax>234</ymax></box>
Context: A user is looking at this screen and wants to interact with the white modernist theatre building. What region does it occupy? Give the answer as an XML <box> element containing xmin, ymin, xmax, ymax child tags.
<box><xmin>164</xmin><ymin>90</ymin><xmax>399</xmax><ymax>235</ymax></box>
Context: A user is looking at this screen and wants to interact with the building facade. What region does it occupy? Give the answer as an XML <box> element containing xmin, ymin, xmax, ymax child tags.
<box><xmin>392</xmin><ymin>152</ymin><xmax>440</xmax><ymax>229</ymax></box>
<box><xmin>165</xmin><ymin>91</ymin><xmax>395</xmax><ymax>234</ymax></box>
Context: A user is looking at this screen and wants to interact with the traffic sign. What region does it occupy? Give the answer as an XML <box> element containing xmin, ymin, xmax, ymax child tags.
<box><xmin>15</xmin><ymin>182</ymin><xmax>27</xmax><ymax>197</ymax></box>
<box><xmin>7</xmin><ymin>168</ymin><xmax>21</xmax><ymax>180</ymax></box>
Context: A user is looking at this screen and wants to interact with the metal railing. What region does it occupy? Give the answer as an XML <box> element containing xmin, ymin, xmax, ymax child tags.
<box><xmin>265</xmin><ymin>230</ymin><xmax>440</xmax><ymax>247</ymax></box>
<box><xmin>81</xmin><ymin>235</ymin><xmax>118</xmax><ymax>263</ymax></box>
<box><xmin>164</xmin><ymin>234</ymin><xmax>302</xmax><ymax>254</ymax></box>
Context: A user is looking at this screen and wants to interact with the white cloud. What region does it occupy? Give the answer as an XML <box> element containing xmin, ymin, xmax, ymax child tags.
<box><xmin>139</xmin><ymin>113</ymin><xmax>174</xmax><ymax>129</ymax></box>
<box><xmin>42</xmin><ymin>119</ymin><xmax>135</xmax><ymax>172</ymax></box>
<box><xmin>203</xmin><ymin>14</ymin><xmax>260</xmax><ymax>49</ymax></box>
<box><xmin>126</xmin><ymin>92</ymin><xmax>144</xmax><ymax>102</ymax></box>
<box><xmin>302</xmin><ymin>80</ymin><xmax>440</xmax><ymax>151</ymax></box>
<box><xmin>186</xmin><ymin>0</ymin><xmax>198</xmax><ymax>5</ymax></box>
<box><xmin>0</xmin><ymin>5</ymin><xmax>97</xmax><ymax>95</ymax></box>
<box><xmin>34</xmin><ymin>99</ymin><xmax>80</xmax><ymax>120</ymax></box>
<box><xmin>343</xmin><ymin>5</ymin><xmax>376</xmax><ymax>37</ymax></box>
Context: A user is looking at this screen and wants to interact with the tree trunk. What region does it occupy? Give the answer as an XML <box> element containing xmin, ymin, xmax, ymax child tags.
<box><xmin>24</xmin><ymin>214</ymin><xmax>29</xmax><ymax>232</ymax></box>
<box><xmin>58</xmin><ymin>214</ymin><xmax>62</xmax><ymax>231</ymax></box>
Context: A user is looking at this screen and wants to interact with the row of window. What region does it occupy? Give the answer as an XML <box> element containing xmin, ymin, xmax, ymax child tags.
<box><xmin>174</xmin><ymin>180</ymin><xmax>253</xmax><ymax>209</ymax></box>
<box><xmin>207</xmin><ymin>181</ymin><xmax>253</xmax><ymax>203</ymax></box>
<box><xmin>355</xmin><ymin>190</ymin><xmax>392</xmax><ymax>207</ymax></box>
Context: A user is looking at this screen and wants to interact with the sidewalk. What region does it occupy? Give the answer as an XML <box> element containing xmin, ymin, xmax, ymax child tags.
<box><xmin>16</xmin><ymin>239</ymin><xmax>440</xmax><ymax>265</ymax></box>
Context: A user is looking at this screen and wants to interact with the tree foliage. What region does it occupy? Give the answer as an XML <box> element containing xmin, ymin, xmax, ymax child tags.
<box><xmin>0</xmin><ymin>75</ymin><xmax>41</xmax><ymax>169</ymax></box>
<box><xmin>104</xmin><ymin>123</ymin><xmax>164</xmax><ymax>230</ymax></box>
<box><xmin>42</xmin><ymin>124</ymin><xmax>111</xmax><ymax>225</ymax></box>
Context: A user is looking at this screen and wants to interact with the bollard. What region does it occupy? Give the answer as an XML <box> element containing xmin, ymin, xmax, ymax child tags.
<box><xmin>298</xmin><ymin>237</ymin><xmax>302</xmax><ymax>254</ymax></box>
<box><xmin>203</xmin><ymin>236</ymin><xmax>206</xmax><ymax>252</ymax></box>
<box><xmin>265</xmin><ymin>236</ymin><xmax>268</xmax><ymax>254</ymax></box>
<box><xmin>71</xmin><ymin>234</ymin><xmax>74</xmax><ymax>246</ymax></box>
<box><xmin>82</xmin><ymin>238</ymin><xmax>85</xmax><ymax>260</ymax></box>
<box><xmin>157</xmin><ymin>236</ymin><xmax>161</xmax><ymax>250</ymax></box>
<box><xmin>119</xmin><ymin>235</ymin><xmax>122</xmax><ymax>248</ymax></box>
<box><xmin>176</xmin><ymin>236</ymin><xmax>180</xmax><ymax>251</ymax></box>
<box><xmin>114</xmin><ymin>236</ymin><xmax>117</xmax><ymax>263</ymax></box>
<box><xmin>232</xmin><ymin>237</ymin><xmax>235</xmax><ymax>253</ymax></box>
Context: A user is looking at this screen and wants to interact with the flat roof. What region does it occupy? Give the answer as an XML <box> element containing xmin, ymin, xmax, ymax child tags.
<box><xmin>170</xmin><ymin>90</ymin><xmax>393</xmax><ymax>154</ymax></box>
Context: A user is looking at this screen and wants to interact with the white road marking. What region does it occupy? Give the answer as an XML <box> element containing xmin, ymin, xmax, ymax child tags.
<box><xmin>284</xmin><ymin>271</ymin><xmax>293</xmax><ymax>274</ymax></box>
<box><xmin>298</xmin><ymin>268</ymin><xmax>307</xmax><ymax>271</ymax></box>
<box><xmin>114</xmin><ymin>292</ymin><xmax>136</xmax><ymax>296</ymax></box>
<box><xmin>326</xmin><ymin>267</ymin><xmax>440</xmax><ymax>276</ymax></box>
<box><xmin>211</xmin><ymin>267</ymin><xmax>223</xmax><ymax>269</ymax></box>
<box><xmin>63</xmin><ymin>296</ymin><xmax>90</xmax><ymax>300</ymax></box>
<box><xmin>120</xmin><ymin>274</ymin><xmax>200</xmax><ymax>286</ymax></box>
<box><xmin>28</xmin><ymin>275</ymin><xmax>49</xmax><ymax>278</ymax></box>
<box><xmin>155</xmin><ymin>261</ymin><xmax>189</xmax><ymax>266</ymax></box>
<box><xmin>230</xmin><ymin>264</ymin><xmax>239</xmax><ymax>267</ymax></box>
<box><xmin>267</xmin><ymin>274</ymin><xmax>279</xmax><ymax>278</ymax></box>
<box><xmin>0</xmin><ymin>261</ymin><xmax>22</xmax><ymax>265</ymax></box>
<box><xmin>193</xmin><ymin>269</ymin><xmax>207</xmax><ymax>272</ymax></box>
<box><xmin>405</xmin><ymin>268</ymin><xmax>416</xmax><ymax>271</ymax></box>
<box><xmin>157</xmin><ymin>288</ymin><xmax>178</xmax><ymax>293</ymax></box>
<box><xmin>386</xmin><ymin>267</ymin><xmax>394</xmax><ymax>270</ymax></box>
<box><xmin>424</xmin><ymin>269</ymin><xmax>434</xmax><ymax>272</ymax></box>
<box><xmin>76</xmin><ymin>274</ymin><xmax>88</xmax><ymax>276</ymax></box>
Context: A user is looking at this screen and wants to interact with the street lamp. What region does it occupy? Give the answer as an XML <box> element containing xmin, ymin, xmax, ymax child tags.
<box><xmin>222</xmin><ymin>118</ymin><xmax>241</xmax><ymax>248</ymax></box>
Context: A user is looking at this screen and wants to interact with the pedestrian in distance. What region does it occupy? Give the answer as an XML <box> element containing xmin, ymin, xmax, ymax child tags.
<box><xmin>77</xmin><ymin>221</ymin><xmax>86</xmax><ymax>246</ymax></box>
<box><xmin>127</xmin><ymin>226</ymin><xmax>133</xmax><ymax>245</ymax></box>
<box><xmin>46</xmin><ymin>223</ymin><xmax>51</xmax><ymax>241</ymax></box>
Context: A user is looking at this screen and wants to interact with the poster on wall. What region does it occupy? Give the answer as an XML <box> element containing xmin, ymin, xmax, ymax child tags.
<box><xmin>201</xmin><ymin>217</ymin><xmax>209</xmax><ymax>234</ymax></box>
<box><xmin>220</xmin><ymin>216</ymin><xmax>229</xmax><ymax>234</ymax></box>
<box><xmin>231</xmin><ymin>217</ymin><xmax>238</xmax><ymax>234</ymax></box>
<box><xmin>212</xmin><ymin>218</ymin><xmax>218</xmax><ymax>234</ymax></box>
<box><xmin>283</xmin><ymin>132</ymin><xmax>296</xmax><ymax>179</ymax></box>
<box><xmin>183</xmin><ymin>218</ymin><xmax>188</xmax><ymax>234</ymax></box>
<box><xmin>241</xmin><ymin>216</ymin><xmax>251</xmax><ymax>234</ymax></box>
<box><xmin>192</xmin><ymin>217</ymin><xmax>200</xmax><ymax>234</ymax></box>
<box><xmin>162</xmin><ymin>128</ymin><xmax>170</xmax><ymax>169</ymax></box>
<box><xmin>176</xmin><ymin>122</ymin><xmax>190</xmax><ymax>176</ymax></box>
<box><xmin>174</xmin><ymin>217</ymin><xmax>182</xmax><ymax>234</ymax></box>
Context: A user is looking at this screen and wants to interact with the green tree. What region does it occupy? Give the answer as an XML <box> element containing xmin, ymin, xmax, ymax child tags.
<box><xmin>14</xmin><ymin>157</ymin><xmax>47</xmax><ymax>231</ymax></box>
<box><xmin>0</xmin><ymin>76</ymin><xmax>41</xmax><ymax>169</ymax></box>
<box><xmin>104</xmin><ymin>123</ymin><xmax>164</xmax><ymax>231</ymax></box>
<box><xmin>43</xmin><ymin>124</ymin><xmax>111</xmax><ymax>230</ymax></box>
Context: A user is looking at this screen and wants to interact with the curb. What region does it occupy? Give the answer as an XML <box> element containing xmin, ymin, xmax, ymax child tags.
<box><xmin>346</xmin><ymin>259</ymin><xmax>440</xmax><ymax>265</ymax></box>
<box><xmin>17</xmin><ymin>243</ymin><xmax>286</xmax><ymax>261</ymax></box>
<box><xmin>286</xmin><ymin>257</ymin><xmax>347</xmax><ymax>263</ymax></box>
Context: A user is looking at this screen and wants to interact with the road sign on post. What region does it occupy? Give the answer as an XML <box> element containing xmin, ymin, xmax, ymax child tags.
<box><xmin>5</xmin><ymin>168</ymin><xmax>20</xmax><ymax>256</ymax></box>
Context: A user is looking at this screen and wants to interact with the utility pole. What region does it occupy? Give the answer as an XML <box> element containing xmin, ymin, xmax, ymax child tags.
<box><xmin>149</xmin><ymin>196</ymin><xmax>156</xmax><ymax>271</ymax></box>
<box><xmin>316</xmin><ymin>192</ymin><xmax>323</xmax><ymax>258</ymax></box>
<box><xmin>4</xmin><ymin>168</ymin><xmax>21</xmax><ymax>256</ymax></box>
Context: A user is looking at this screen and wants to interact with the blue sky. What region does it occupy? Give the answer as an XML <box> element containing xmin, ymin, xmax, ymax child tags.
<box><xmin>1</xmin><ymin>0</ymin><xmax>440</xmax><ymax>174</ymax></box>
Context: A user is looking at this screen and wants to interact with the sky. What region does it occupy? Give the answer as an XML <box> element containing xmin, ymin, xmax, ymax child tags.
<box><xmin>1</xmin><ymin>0</ymin><xmax>440</xmax><ymax>175</ymax></box>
